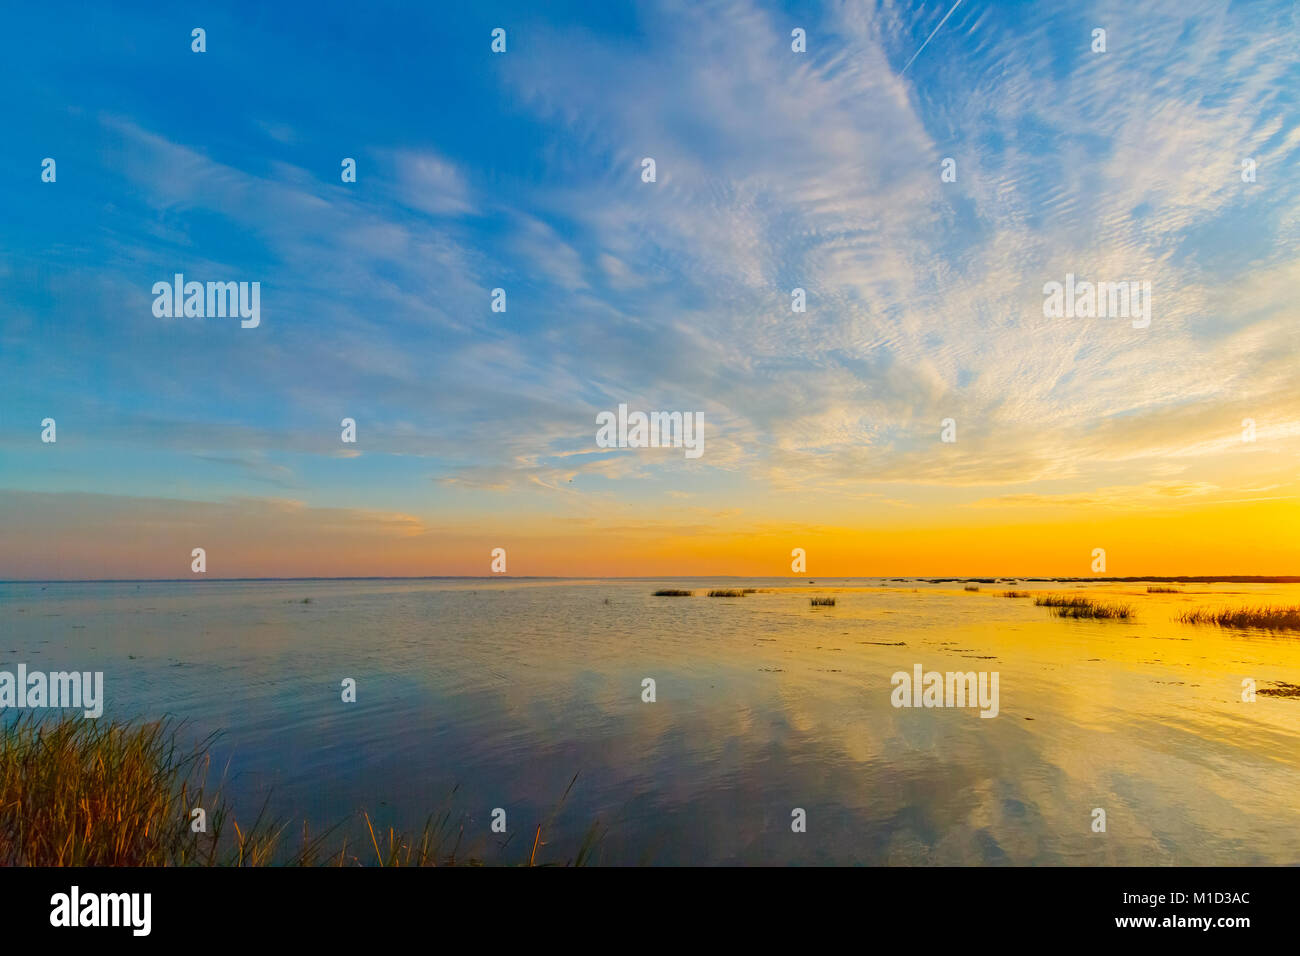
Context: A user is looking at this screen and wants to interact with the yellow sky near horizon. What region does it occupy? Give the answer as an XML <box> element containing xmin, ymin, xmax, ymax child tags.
<box><xmin>2</xmin><ymin>486</ymin><xmax>1297</xmax><ymax>579</ymax></box>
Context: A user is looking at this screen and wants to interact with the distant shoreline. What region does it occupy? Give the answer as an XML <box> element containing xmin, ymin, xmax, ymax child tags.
<box><xmin>3</xmin><ymin>575</ymin><xmax>1299</xmax><ymax>585</ymax></box>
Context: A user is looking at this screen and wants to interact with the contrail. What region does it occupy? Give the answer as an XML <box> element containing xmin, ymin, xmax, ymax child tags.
<box><xmin>900</xmin><ymin>0</ymin><xmax>964</xmax><ymax>75</ymax></box>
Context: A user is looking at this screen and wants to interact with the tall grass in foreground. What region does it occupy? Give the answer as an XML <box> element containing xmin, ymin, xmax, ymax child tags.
<box><xmin>0</xmin><ymin>715</ymin><xmax>599</xmax><ymax>866</ymax></box>
<box><xmin>1034</xmin><ymin>595</ymin><xmax>1133</xmax><ymax>619</ymax></box>
<box><xmin>652</xmin><ymin>589</ymin><xmax>692</xmax><ymax>596</ymax></box>
<box><xmin>0</xmin><ymin>714</ymin><xmax>270</xmax><ymax>865</ymax></box>
<box><xmin>1147</xmin><ymin>586</ymin><xmax>1182</xmax><ymax>593</ymax></box>
<box><xmin>708</xmin><ymin>589</ymin><xmax>745</xmax><ymax>597</ymax></box>
<box><xmin>1177</xmin><ymin>605</ymin><xmax>1300</xmax><ymax>631</ymax></box>
<box><xmin>809</xmin><ymin>596</ymin><xmax>836</xmax><ymax>606</ymax></box>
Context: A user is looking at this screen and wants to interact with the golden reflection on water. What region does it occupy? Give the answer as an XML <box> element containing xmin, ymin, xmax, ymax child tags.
<box><xmin>686</xmin><ymin>582</ymin><xmax>1300</xmax><ymax>863</ymax></box>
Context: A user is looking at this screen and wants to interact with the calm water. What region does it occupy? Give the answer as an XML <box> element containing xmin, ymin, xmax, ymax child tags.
<box><xmin>3</xmin><ymin>578</ymin><xmax>1300</xmax><ymax>865</ymax></box>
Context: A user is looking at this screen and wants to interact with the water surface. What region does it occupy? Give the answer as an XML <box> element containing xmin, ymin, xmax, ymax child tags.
<box><xmin>3</xmin><ymin>578</ymin><xmax>1299</xmax><ymax>864</ymax></box>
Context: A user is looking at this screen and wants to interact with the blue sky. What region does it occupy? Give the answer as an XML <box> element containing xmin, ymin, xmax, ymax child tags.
<box><xmin>2</xmin><ymin>0</ymin><xmax>1299</xmax><ymax>577</ymax></box>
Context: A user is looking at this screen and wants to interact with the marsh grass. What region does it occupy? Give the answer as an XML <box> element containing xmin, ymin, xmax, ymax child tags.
<box><xmin>809</xmin><ymin>596</ymin><xmax>836</xmax><ymax>606</ymax></box>
<box><xmin>652</xmin><ymin>589</ymin><xmax>693</xmax><ymax>596</ymax></box>
<box><xmin>0</xmin><ymin>713</ymin><xmax>278</xmax><ymax>866</ymax></box>
<box><xmin>0</xmin><ymin>715</ymin><xmax>600</xmax><ymax>867</ymax></box>
<box><xmin>1177</xmin><ymin>605</ymin><xmax>1300</xmax><ymax>631</ymax></box>
<box><xmin>1035</xmin><ymin>595</ymin><xmax>1094</xmax><ymax>607</ymax></box>
<box><xmin>1034</xmin><ymin>595</ymin><xmax>1133</xmax><ymax>619</ymax></box>
<box><xmin>963</xmin><ymin>586</ymin><xmax>980</xmax><ymax>592</ymax></box>
<box><xmin>342</xmin><ymin>772</ymin><xmax>602</xmax><ymax>867</ymax></box>
<box><xmin>708</xmin><ymin>589</ymin><xmax>745</xmax><ymax>597</ymax></box>
<box><xmin>1147</xmin><ymin>586</ymin><xmax>1182</xmax><ymax>594</ymax></box>
<box><xmin>1000</xmin><ymin>590</ymin><xmax>1031</xmax><ymax>598</ymax></box>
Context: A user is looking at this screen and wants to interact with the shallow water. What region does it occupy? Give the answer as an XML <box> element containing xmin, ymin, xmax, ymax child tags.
<box><xmin>3</xmin><ymin>578</ymin><xmax>1299</xmax><ymax>865</ymax></box>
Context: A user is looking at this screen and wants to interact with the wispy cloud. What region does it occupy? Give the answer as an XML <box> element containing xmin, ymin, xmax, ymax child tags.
<box><xmin>2</xmin><ymin>0</ymin><xmax>1299</xmax><ymax>576</ymax></box>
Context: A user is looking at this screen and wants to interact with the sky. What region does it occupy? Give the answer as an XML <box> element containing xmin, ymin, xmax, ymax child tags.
<box><xmin>2</xmin><ymin>0</ymin><xmax>1299</xmax><ymax>579</ymax></box>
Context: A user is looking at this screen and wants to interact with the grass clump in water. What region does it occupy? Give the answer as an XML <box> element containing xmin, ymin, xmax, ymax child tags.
<box><xmin>809</xmin><ymin>596</ymin><xmax>836</xmax><ymax>606</ymax></box>
<box><xmin>1177</xmin><ymin>605</ymin><xmax>1300</xmax><ymax>631</ymax></box>
<box><xmin>1000</xmin><ymin>590</ymin><xmax>1030</xmax><ymax>598</ymax></box>
<box><xmin>652</xmin><ymin>589</ymin><xmax>693</xmax><ymax>597</ymax></box>
<box><xmin>1036</xmin><ymin>595</ymin><xmax>1093</xmax><ymax>607</ymax></box>
<box><xmin>963</xmin><ymin>585</ymin><xmax>980</xmax><ymax>592</ymax></box>
<box><xmin>708</xmin><ymin>589</ymin><xmax>745</xmax><ymax>597</ymax></box>
<box><xmin>1147</xmin><ymin>586</ymin><xmax>1181</xmax><ymax>594</ymax></box>
<box><xmin>1035</xmin><ymin>595</ymin><xmax>1133</xmax><ymax>619</ymax></box>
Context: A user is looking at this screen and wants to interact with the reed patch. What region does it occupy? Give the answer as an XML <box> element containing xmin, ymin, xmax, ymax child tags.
<box><xmin>1177</xmin><ymin>605</ymin><xmax>1300</xmax><ymax>631</ymax></box>
<box><xmin>1034</xmin><ymin>595</ymin><xmax>1133</xmax><ymax>619</ymax></box>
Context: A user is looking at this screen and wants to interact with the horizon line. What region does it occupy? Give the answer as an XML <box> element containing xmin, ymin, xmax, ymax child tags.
<box><xmin>3</xmin><ymin>574</ymin><xmax>1299</xmax><ymax>585</ymax></box>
